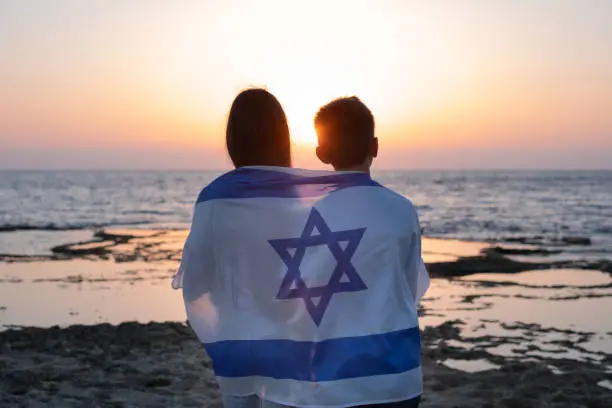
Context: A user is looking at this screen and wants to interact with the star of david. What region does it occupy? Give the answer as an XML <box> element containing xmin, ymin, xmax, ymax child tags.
<box><xmin>269</xmin><ymin>208</ymin><xmax>367</xmax><ymax>326</ymax></box>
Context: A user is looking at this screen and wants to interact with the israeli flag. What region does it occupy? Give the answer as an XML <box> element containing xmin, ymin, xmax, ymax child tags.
<box><xmin>174</xmin><ymin>167</ymin><xmax>429</xmax><ymax>408</ymax></box>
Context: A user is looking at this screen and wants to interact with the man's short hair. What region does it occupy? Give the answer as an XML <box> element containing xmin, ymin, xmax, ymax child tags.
<box><xmin>314</xmin><ymin>96</ymin><xmax>374</xmax><ymax>169</ymax></box>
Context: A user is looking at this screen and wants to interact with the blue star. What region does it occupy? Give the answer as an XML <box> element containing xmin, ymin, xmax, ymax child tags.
<box><xmin>269</xmin><ymin>208</ymin><xmax>367</xmax><ymax>326</ymax></box>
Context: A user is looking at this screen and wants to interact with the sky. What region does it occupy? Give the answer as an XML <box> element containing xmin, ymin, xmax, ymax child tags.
<box><xmin>0</xmin><ymin>0</ymin><xmax>611</xmax><ymax>170</ymax></box>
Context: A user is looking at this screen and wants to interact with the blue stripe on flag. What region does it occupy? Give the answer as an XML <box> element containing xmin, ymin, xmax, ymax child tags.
<box><xmin>205</xmin><ymin>327</ymin><xmax>421</xmax><ymax>381</ymax></box>
<box><xmin>197</xmin><ymin>168</ymin><xmax>381</xmax><ymax>203</ymax></box>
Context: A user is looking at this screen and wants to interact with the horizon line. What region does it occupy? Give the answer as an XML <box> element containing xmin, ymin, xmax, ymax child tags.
<box><xmin>2</xmin><ymin>168</ymin><xmax>612</xmax><ymax>172</ymax></box>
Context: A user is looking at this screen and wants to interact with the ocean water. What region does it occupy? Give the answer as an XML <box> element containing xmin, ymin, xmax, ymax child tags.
<box><xmin>1</xmin><ymin>170</ymin><xmax>611</xmax><ymax>257</ymax></box>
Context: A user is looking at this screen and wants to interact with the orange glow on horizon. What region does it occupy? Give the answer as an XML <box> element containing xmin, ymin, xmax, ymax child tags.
<box><xmin>1</xmin><ymin>1</ymin><xmax>611</xmax><ymax>169</ymax></box>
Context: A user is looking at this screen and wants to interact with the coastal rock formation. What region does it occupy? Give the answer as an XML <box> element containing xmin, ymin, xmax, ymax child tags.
<box><xmin>1</xmin><ymin>322</ymin><xmax>610</xmax><ymax>407</ymax></box>
<box><xmin>3</xmin><ymin>229</ymin><xmax>610</xmax><ymax>278</ymax></box>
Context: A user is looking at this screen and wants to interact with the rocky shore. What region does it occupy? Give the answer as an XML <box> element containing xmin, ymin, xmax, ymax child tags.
<box><xmin>1</xmin><ymin>322</ymin><xmax>610</xmax><ymax>408</ymax></box>
<box><xmin>2</xmin><ymin>229</ymin><xmax>611</xmax><ymax>278</ymax></box>
<box><xmin>1</xmin><ymin>229</ymin><xmax>611</xmax><ymax>407</ymax></box>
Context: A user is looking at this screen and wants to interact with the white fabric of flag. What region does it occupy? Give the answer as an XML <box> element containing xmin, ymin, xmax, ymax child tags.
<box><xmin>173</xmin><ymin>166</ymin><xmax>429</xmax><ymax>408</ymax></box>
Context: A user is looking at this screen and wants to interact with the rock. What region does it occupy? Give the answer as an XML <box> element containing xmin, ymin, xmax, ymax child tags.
<box><xmin>484</xmin><ymin>246</ymin><xmax>561</xmax><ymax>256</ymax></box>
<box><xmin>503</xmin><ymin>236</ymin><xmax>545</xmax><ymax>244</ymax></box>
<box><xmin>426</xmin><ymin>254</ymin><xmax>547</xmax><ymax>277</ymax></box>
<box><xmin>1</xmin><ymin>321</ymin><xmax>610</xmax><ymax>407</ymax></box>
<box><xmin>145</xmin><ymin>377</ymin><xmax>172</xmax><ymax>387</ymax></box>
<box><xmin>2</xmin><ymin>370</ymin><xmax>42</xmax><ymax>396</ymax></box>
<box><xmin>561</xmin><ymin>236</ymin><xmax>592</xmax><ymax>246</ymax></box>
<box><xmin>7</xmin><ymin>384</ymin><xmax>29</xmax><ymax>395</ymax></box>
<box><xmin>94</xmin><ymin>230</ymin><xmax>134</xmax><ymax>243</ymax></box>
<box><xmin>172</xmin><ymin>378</ymin><xmax>197</xmax><ymax>391</ymax></box>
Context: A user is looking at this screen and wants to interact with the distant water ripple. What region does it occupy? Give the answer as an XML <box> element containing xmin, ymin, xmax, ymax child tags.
<box><xmin>1</xmin><ymin>170</ymin><xmax>611</xmax><ymax>258</ymax></box>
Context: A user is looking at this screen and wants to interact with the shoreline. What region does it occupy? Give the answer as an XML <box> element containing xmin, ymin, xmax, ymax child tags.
<box><xmin>1</xmin><ymin>228</ymin><xmax>611</xmax><ymax>406</ymax></box>
<box><xmin>1</xmin><ymin>321</ymin><xmax>610</xmax><ymax>407</ymax></box>
<box><xmin>1</xmin><ymin>228</ymin><xmax>611</xmax><ymax>278</ymax></box>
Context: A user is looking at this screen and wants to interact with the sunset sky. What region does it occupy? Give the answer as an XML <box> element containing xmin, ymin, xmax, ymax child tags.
<box><xmin>1</xmin><ymin>0</ymin><xmax>611</xmax><ymax>169</ymax></box>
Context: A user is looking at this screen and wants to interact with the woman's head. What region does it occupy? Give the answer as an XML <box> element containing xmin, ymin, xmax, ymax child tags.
<box><xmin>226</xmin><ymin>88</ymin><xmax>292</xmax><ymax>168</ymax></box>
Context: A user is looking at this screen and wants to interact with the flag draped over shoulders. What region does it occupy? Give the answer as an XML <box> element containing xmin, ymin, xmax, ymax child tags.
<box><xmin>173</xmin><ymin>166</ymin><xmax>429</xmax><ymax>408</ymax></box>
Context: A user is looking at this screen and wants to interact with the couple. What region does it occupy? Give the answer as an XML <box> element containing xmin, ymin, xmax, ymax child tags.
<box><xmin>174</xmin><ymin>89</ymin><xmax>429</xmax><ymax>408</ymax></box>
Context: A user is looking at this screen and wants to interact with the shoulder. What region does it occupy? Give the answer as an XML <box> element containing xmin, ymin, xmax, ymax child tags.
<box><xmin>372</xmin><ymin>182</ymin><xmax>418</xmax><ymax>213</ymax></box>
<box><xmin>364</xmin><ymin>181</ymin><xmax>421</xmax><ymax>230</ymax></box>
<box><xmin>196</xmin><ymin>168</ymin><xmax>383</xmax><ymax>204</ymax></box>
<box><xmin>196</xmin><ymin>169</ymin><xmax>245</xmax><ymax>204</ymax></box>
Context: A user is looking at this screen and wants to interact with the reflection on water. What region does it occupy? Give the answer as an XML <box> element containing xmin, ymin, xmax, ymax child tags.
<box><xmin>422</xmin><ymin>239</ymin><xmax>487</xmax><ymax>263</ymax></box>
<box><xmin>440</xmin><ymin>358</ymin><xmax>501</xmax><ymax>373</ymax></box>
<box><xmin>0</xmin><ymin>260</ymin><xmax>184</xmax><ymax>328</ymax></box>
<box><xmin>1</xmin><ymin>259</ymin><xmax>611</xmax><ymax>375</ymax></box>
<box><xmin>598</xmin><ymin>380</ymin><xmax>612</xmax><ymax>390</ymax></box>
<box><xmin>0</xmin><ymin>230</ymin><xmax>94</xmax><ymax>255</ymax></box>
<box><xmin>461</xmin><ymin>268</ymin><xmax>611</xmax><ymax>287</ymax></box>
<box><xmin>421</xmin><ymin>268</ymin><xmax>612</xmax><ymax>371</ymax></box>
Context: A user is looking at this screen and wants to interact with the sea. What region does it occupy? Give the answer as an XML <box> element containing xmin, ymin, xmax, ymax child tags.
<box><xmin>1</xmin><ymin>170</ymin><xmax>611</xmax><ymax>258</ymax></box>
<box><xmin>1</xmin><ymin>170</ymin><xmax>611</xmax><ymax>373</ymax></box>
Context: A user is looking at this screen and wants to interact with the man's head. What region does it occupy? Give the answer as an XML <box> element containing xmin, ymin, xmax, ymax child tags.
<box><xmin>226</xmin><ymin>88</ymin><xmax>292</xmax><ymax>168</ymax></box>
<box><xmin>314</xmin><ymin>96</ymin><xmax>378</xmax><ymax>171</ymax></box>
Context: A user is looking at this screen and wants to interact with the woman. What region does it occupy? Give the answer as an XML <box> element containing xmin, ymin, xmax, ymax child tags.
<box><xmin>175</xmin><ymin>88</ymin><xmax>293</xmax><ymax>408</ymax></box>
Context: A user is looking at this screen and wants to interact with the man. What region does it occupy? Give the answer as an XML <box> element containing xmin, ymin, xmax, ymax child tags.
<box><xmin>313</xmin><ymin>96</ymin><xmax>429</xmax><ymax>407</ymax></box>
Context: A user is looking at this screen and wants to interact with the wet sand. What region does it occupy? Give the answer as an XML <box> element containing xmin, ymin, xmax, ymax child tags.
<box><xmin>1</xmin><ymin>229</ymin><xmax>611</xmax><ymax>407</ymax></box>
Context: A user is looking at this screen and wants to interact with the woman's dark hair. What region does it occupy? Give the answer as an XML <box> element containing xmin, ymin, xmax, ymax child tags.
<box><xmin>226</xmin><ymin>88</ymin><xmax>292</xmax><ymax>168</ymax></box>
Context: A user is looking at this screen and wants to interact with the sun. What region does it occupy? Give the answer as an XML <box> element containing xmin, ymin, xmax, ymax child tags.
<box><xmin>284</xmin><ymin>101</ymin><xmax>319</xmax><ymax>145</ymax></box>
<box><xmin>264</xmin><ymin>78</ymin><xmax>332</xmax><ymax>146</ymax></box>
<box><xmin>251</xmin><ymin>44</ymin><xmax>361</xmax><ymax>147</ymax></box>
<box><xmin>265</xmin><ymin>81</ymin><xmax>354</xmax><ymax>146</ymax></box>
